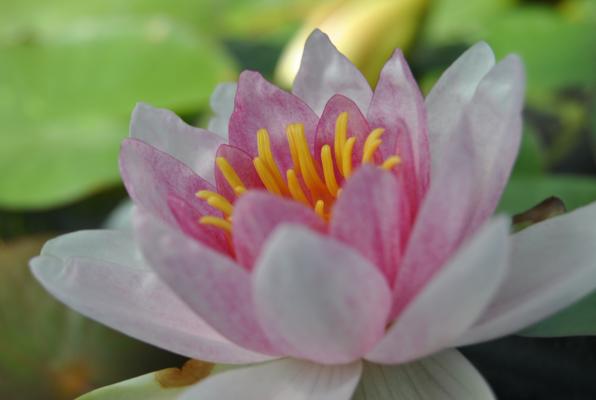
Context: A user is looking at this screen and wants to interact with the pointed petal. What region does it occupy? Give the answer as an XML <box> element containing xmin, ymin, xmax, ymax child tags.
<box><xmin>330</xmin><ymin>166</ymin><xmax>407</xmax><ymax>284</ymax></box>
<box><xmin>426</xmin><ymin>42</ymin><xmax>496</xmax><ymax>170</ymax></box>
<box><xmin>458</xmin><ymin>202</ymin><xmax>596</xmax><ymax>345</ymax></box>
<box><xmin>353</xmin><ymin>350</ymin><xmax>494</xmax><ymax>400</ymax></box>
<box><xmin>292</xmin><ymin>29</ymin><xmax>372</xmax><ymax>115</ymax></box>
<box><xmin>180</xmin><ymin>358</ymin><xmax>362</xmax><ymax>400</ymax></box>
<box><xmin>366</xmin><ymin>217</ymin><xmax>510</xmax><ymax>364</ymax></box>
<box><xmin>229</xmin><ymin>71</ymin><xmax>318</xmax><ymax>171</ymax></box>
<box><xmin>131</xmin><ymin>103</ymin><xmax>224</xmax><ymax>184</ymax></box>
<box><xmin>208</xmin><ymin>82</ymin><xmax>237</xmax><ymax>139</ymax></box>
<box><xmin>214</xmin><ymin>144</ymin><xmax>264</xmax><ymax>201</ymax></box>
<box><xmin>254</xmin><ymin>226</ymin><xmax>391</xmax><ymax>364</ymax></box>
<box><xmin>135</xmin><ymin>211</ymin><xmax>277</xmax><ymax>355</ymax></box>
<box><xmin>119</xmin><ymin>138</ymin><xmax>213</xmax><ymax>227</ymax></box>
<box><xmin>367</xmin><ymin>49</ymin><xmax>430</xmax><ymax>204</ymax></box>
<box><xmin>233</xmin><ymin>191</ymin><xmax>326</xmax><ymax>269</ymax></box>
<box><xmin>314</xmin><ymin>94</ymin><xmax>374</xmax><ymax>168</ymax></box>
<box><xmin>30</xmin><ymin>230</ymin><xmax>268</xmax><ymax>364</ymax></box>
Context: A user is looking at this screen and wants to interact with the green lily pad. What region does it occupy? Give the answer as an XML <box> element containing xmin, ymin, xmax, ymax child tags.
<box><xmin>0</xmin><ymin>16</ymin><xmax>236</xmax><ymax>209</ymax></box>
<box><xmin>0</xmin><ymin>235</ymin><xmax>182</xmax><ymax>399</ymax></box>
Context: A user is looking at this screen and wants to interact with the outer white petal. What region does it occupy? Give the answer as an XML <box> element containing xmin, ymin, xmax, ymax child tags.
<box><xmin>459</xmin><ymin>202</ymin><xmax>596</xmax><ymax>345</ymax></box>
<box><xmin>292</xmin><ymin>29</ymin><xmax>372</xmax><ymax>115</ymax></box>
<box><xmin>426</xmin><ymin>41</ymin><xmax>495</xmax><ymax>171</ymax></box>
<box><xmin>30</xmin><ymin>230</ymin><xmax>268</xmax><ymax>364</ymax></box>
<box><xmin>180</xmin><ymin>358</ymin><xmax>362</xmax><ymax>400</ymax></box>
<box><xmin>130</xmin><ymin>103</ymin><xmax>224</xmax><ymax>184</ymax></box>
<box><xmin>207</xmin><ymin>82</ymin><xmax>237</xmax><ymax>139</ymax></box>
<box><xmin>366</xmin><ymin>217</ymin><xmax>510</xmax><ymax>364</ymax></box>
<box><xmin>353</xmin><ymin>350</ymin><xmax>494</xmax><ymax>400</ymax></box>
<box><xmin>253</xmin><ymin>225</ymin><xmax>391</xmax><ymax>365</ymax></box>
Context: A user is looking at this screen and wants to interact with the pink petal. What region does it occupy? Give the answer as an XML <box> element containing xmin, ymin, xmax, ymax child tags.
<box><xmin>229</xmin><ymin>71</ymin><xmax>318</xmax><ymax>171</ymax></box>
<box><xmin>232</xmin><ymin>191</ymin><xmax>326</xmax><ymax>270</ymax></box>
<box><xmin>135</xmin><ymin>211</ymin><xmax>278</xmax><ymax>355</ymax></box>
<box><xmin>214</xmin><ymin>144</ymin><xmax>264</xmax><ymax>202</ymax></box>
<box><xmin>292</xmin><ymin>29</ymin><xmax>373</xmax><ymax>115</ymax></box>
<box><xmin>314</xmin><ymin>94</ymin><xmax>376</xmax><ymax>169</ymax></box>
<box><xmin>330</xmin><ymin>166</ymin><xmax>409</xmax><ymax>285</ymax></box>
<box><xmin>130</xmin><ymin>103</ymin><xmax>224</xmax><ymax>184</ymax></box>
<box><xmin>426</xmin><ymin>42</ymin><xmax>495</xmax><ymax>173</ymax></box>
<box><xmin>366</xmin><ymin>217</ymin><xmax>510</xmax><ymax>364</ymax></box>
<box><xmin>119</xmin><ymin>138</ymin><xmax>213</xmax><ymax>227</ymax></box>
<box><xmin>367</xmin><ymin>49</ymin><xmax>430</xmax><ymax>205</ymax></box>
<box><xmin>458</xmin><ymin>202</ymin><xmax>596</xmax><ymax>345</ymax></box>
<box><xmin>253</xmin><ymin>225</ymin><xmax>391</xmax><ymax>364</ymax></box>
<box><xmin>167</xmin><ymin>195</ymin><xmax>231</xmax><ymax>254</ymax></box>
<box><xmin>30</xmin><ymin>230</ymin><xmax>270</xmax><ymax>364</ymax></box>
<box><xmin>180</xmin><ymin>358</ymin><xmax>362</xmax><ymax>400</ymax></box>
<box><xmin>207</xmin><ymin>82</ymin><xmax>237</xmax><ymax>139</ymax></box>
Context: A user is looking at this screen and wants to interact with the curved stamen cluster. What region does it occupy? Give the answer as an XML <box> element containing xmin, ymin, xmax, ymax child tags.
<box><xmin>197</xmin><ymin>112</ymin><xmax>401</xmax><ymax>233</ymax></box>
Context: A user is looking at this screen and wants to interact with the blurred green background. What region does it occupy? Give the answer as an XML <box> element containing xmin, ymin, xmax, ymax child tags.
<box><xmin>0</xmin><ymin>0</ymin><xmax>595</xmax><ymax>399</ymax></box>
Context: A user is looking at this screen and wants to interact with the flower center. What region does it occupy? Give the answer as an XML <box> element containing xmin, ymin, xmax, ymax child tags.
<box><xmin>196</xmin><ymin>112</ymin><xmax>401</xmax><ymax>233</ymax></box>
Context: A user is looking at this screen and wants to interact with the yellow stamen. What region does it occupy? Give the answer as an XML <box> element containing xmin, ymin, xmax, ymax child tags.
<box><xmin>314</xmin><ymin>199</ymin><xmax>325</xmax><ymax>219</ymax></box>
<box><xmin>286</xmin><ymin>169</ymin><xmax>311</xmax><ymax>206</ymax></box>
<box><xmin>216</xmin><ymin>157</ymin><xmax>246</xmax><ymax>195</ymax></box>
<box><xmin>321</xmin><ymin>144</ymin><xmax>339</xmax><ymax>197</ymax></box>
<box><xmin>257</xmin><ymin>128</ymin><xmax>288</xmax><ymax>194</ymax></box>
<box><xmin>334</xmin><ymin>112</ymin><xmax>348</xmax><ymax>176</ymax></box>
<box><xmin>382</xmin><ymin>155</ymin><xmax>402</xmax><ymax>170</ymax></box>
<box><xmin>286</xmin><ymin>125</ymin><xmax>302</xmax><ymax>175</ymax></box>
<box><xmin>234</xmin><ymin>186</ymin><xmax>246</xmax><ymax>196</ymax></box>
<box><xmin>253</xmin><ymin>157</ymin><xmax>282</xmax><ymax>195</ymax></box>
<box><xmin>196</xmin><ymin>190</ymin><xmax>234</xmax><ymax>215</ymax></box>
<box><xmin>199</xmin><ymin>216</ymin><xmax>232</xmax><ymax>233</ymax></box>
<box><xmin>293</xmin><ymin>124</ymin><xmax>328</xmax><ymax>196</ymax></box>
<box><xmin>362</xmin><ymin>128</ymin><xmax>385</xmax><ymax>164</ymax></box>
<box><xmin>342</xmin><ymin>137</ymin><xmax>357</xmax><ymax>178</ymax></box>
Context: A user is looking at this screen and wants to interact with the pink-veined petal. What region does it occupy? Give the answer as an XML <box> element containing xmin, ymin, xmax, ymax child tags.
<box><xmin>293</xmin><ymin>29</ymin><xmax>372</xmax><ymax>116</ymax></box>
<box><xmin>180</xmin><ymin>358</ymin><xmax>362</xmax><ymax>400</ymax></box>
<box><xmin>366</xmin><ymin>217</ymin><xmax>510</xmax><ymax>364</ymax></box>
<box><xmin>130</xmin><ymin>103</ymin><xmax>224</xmax><ymax>184</ymax></box>
<box><xmin>229</xmin><ymin>71</ymin><xmax>318</xmax><ymax>171</ymax></box>
<box><xmin>253</xmin><ymin>225</ymin><xmax>391</xmax><ymax>364</ymax></box>
<box><xmin>330</xmin><ymin>166</ymin><xmax>408</xmax><ymax>284</ymax></box>
<box><xmin>29</xmin><ymin>230</ymin><xmax>269</xmax><ymax>364</ymax></box>
<box><xmin>458</xmin><ymin>202</ymin><xmax>596</xmax><ymax>345</ymax></box>
<box><xmin>232</xmin><ymin>191</ymin><xmax>326</xmax><ymax>270</ymax></box>
<box><xmin>135</xmin><ymin>211</ymin><xmax>278</xmax><ymax>355</ymax></box>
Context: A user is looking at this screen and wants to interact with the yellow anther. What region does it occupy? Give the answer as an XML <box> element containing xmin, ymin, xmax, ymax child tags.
<box><xmin>294</xmin><ymin>124</ymin><xmax>328</xmax><ymax>196</ymax></box>
<box><xmin>253</xmin><ymin>157</ymin><xmax>282</xmax><ymax>195</ymax></box>
<box><xmin>334</xmin><ymin>112</ymin><xmax>348</xmax><ymax>176</ymax></box>
<box><xmin>234</xmin><ymin>186</ymin><xmax>246</xmax><ymax>196</ymax></box>
<box><xmin>362</xmin><ymin>128</ymin><xmax>385</xmax><ymax>164</ymax></box>
<box><xmin>382</xmin><ymin>155</ymin><xmax>402</xmax><ymax>170</ymax></box>
<box><xmin>321</xmin><ymin>145</ymin><xmax>339</xmax><ymax>197</ymax></box>
<box><xmin>286</xmin><ymin>125</ymin><xmax>302</xmax><ymax>175</ymax></box>
<box><xmin>257</xmin><ymin>128</ymin><xmax>288</xmax><ymax>194</ymax></box>
<box><xmin>196</xmin><ymin>190</ymin><xmax>234</xmax><ymax>215</ymax></box>
<box><xmin>199</xmin><ymin>216</ymin><xmax>232</xmax><ymax>233</ymax></box>
<box><xmin>342</xmin><ymin>137</ymin><xmax>357</xmax><ymax>178</ymax></box>
<box><xmin>314</xmin><ymin>200</ymin><xmax>326</xmax><ymax>219</ymax></box>
<box><xmin>216</xmin><ymin>157</ymin><xmax>246</xmax><ymax>195</ymax></box>
<box><xmin>286</xmin><ymin>169</ymin><xmax>311</xmax><ymax>206</ymax></box>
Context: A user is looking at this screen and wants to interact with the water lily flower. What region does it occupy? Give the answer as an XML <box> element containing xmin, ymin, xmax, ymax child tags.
<box><xmin>31</xmin><ymin>30</ymin><xmax>596</xmax><ymax>399</ymax></box>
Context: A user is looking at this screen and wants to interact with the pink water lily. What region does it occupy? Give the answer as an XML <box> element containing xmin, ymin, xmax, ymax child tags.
<box><xmin>31</xmin><ymin>30</ymin><xmax>596</xmax><ymax>399</ymax></box>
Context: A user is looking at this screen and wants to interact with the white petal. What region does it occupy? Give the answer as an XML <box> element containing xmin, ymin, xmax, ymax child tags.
<box><xmin>366</xmin><ymin>217</ymin><xmax>510</xmax><ymax>364</ymax></box>
<box><xmin>426</xmin><ymin>41</ymin><xmax>495</xmax><ymax>171</ymax></box>
<box><xmin>130</xmin><ymin>103</ymin><xmax>224</xmax><ymax>184</ymax></box>
<box><xmin>354</xmin><ymin>350</ymin><xmax>494</xmax><ymax>400</ymax></box>
<box><xmin>253</xmin><ymin>225</ymin><xmax>391</xmax><ymax>365</ymax></box>
<box><xmin>30</xmin><ymin>230</ymin><xmax>268</xmax><ymax>364</ymax></box>
<box><xmin>180</xmin><ymin>358</ymin><xmax>362</xmax><ymax>400</ymax></box>
<box><xmin>459</xmin><ymin>202</ymin><xmax>596</xmax><ymax>345</ymax></box>
<box><xmin>207</xmin><ymin>82</ymin><xmax>237</xmax><ymax>139</ymax></box>
<box><xmin>292</xmin><ymin>30</ymin><xmax>372</xmax><ymax>115</ymax></box>
<box><xmin>103</xmin><ymin>200</ymin><xmax>135</xmax><ymax>231</ymax></box>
